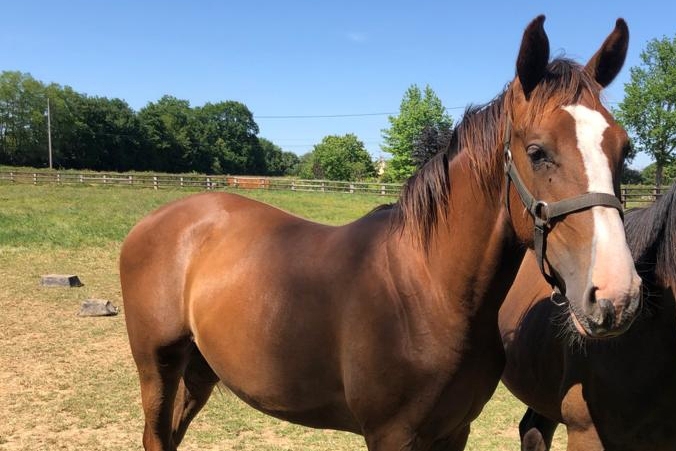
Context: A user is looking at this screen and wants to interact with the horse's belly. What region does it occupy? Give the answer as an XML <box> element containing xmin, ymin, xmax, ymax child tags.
<box><xmin>189</xmin><ymin>285</ymin><xmax>359</xmax><ymax>431</ymax></box>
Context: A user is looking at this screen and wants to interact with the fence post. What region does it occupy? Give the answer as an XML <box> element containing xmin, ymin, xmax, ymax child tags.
<box><xmin>79</xmin><ymin>174</ymin><xmax>84</xmax><ymax>184</ymax></box>
<box><xmin>153</xmin><ymin>176</ymin><xmax>158</xmax><ymax>190</ymax></box>
<box><xmin>56</xmin><ymin>173</ymin><xmax>60</xmax><ymax>185</ymax></box>
<box><xmin>381</xmin><ymin>184</ymin><xmax>386</xmax><ymax>196</ymax></box>
<box><xmin>206</xmin><ymin>177</ymin><xmax>212</xmax><ymax>190</ymax></box>
<box><xmin>350</xmin><ymin>183</ymin><xmax>354</xmax><ymax>194</ymax></box>
<box><xmin>321</xmin><ymin>181</ymin><xmax>325</xmax><ymax>192</ymax></box>
<box><xmin>10</xmin><ymin>172</ymin><xmax>14</xmax><ymax>183</ymax></box>
<box><xmin>33</xmin><ymin>173</ymin><xmax>37</xmax><ymax>185</ymax></box>
<box><xmin>292</xmin><ymin>181</ymin><xmax>296</xmax><ymax>191</ymax></box>
<box><xmin>180</xmin><ymin>176</ymin><xmax>184</xmax><ymax>188</ymax></box>
<box><xmin>103</xmin><ymin>174</ymin><xmax>107</xmax><ymax>185</ymax></box>
<box><xmin>128</xmin><ymin>175</ymin><xmax>133</xmax><ymax>186</ymax></box>
<box><xmin>621</xmin><ymin>187</ymin><xmax>627</xmax><ymax>208</ymax></box>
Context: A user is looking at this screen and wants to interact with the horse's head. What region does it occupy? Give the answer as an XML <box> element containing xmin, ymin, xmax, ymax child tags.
<box><xmin>504</xmin><ymin>16</ymin><xmax>641</xmax><ymax>338</ymax></box>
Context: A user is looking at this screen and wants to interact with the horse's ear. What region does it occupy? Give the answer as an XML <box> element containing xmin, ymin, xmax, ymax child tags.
<box><xmin>585</xmin><ymin>19</ymin><xmax>629</xmax><ymax>88</ymax></box>
<box><xmin>516</xmin><ymin>15</ymin><xmax>550</xmax><ymax>100</ymax></box>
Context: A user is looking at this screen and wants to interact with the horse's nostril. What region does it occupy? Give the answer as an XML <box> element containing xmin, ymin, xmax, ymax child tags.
<box><xmin>593</xmin><ymin>298</ymin><xmax>615</xmax><ymax>330</ymax></box>
<box><xmin>588</xmin><ymin>286</ymin><xmax>598</xmax><ymax>305</ymax></box>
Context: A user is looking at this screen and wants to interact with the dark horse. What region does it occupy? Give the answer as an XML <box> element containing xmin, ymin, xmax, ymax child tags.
<box><xmin>500</xmin><ymin>184</ymin><xmax>676</xmax><ymax>451</ymax></box>
<box><xmin>121</xmin><ymin>17</ymin><xmax>639</xmax><ymax>451</ymax></box>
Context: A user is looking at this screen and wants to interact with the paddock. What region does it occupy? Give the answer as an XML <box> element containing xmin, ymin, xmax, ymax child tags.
<box><xmin>0</xmin><ymin>184</ymin><xmax>568</xmax><ymax>450</ymax></box>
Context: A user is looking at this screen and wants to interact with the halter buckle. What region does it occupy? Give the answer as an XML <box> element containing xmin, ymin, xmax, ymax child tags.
<box><xmin>533</xmin><ymin>200</ymin><xmax>550</xmax><ymax>225</ymax></box>
<box><xmin>503</xmin><ymin>148</ymin><xmax>513</xmax><ymax>172</ymax></box>
<box><xmin>550</xmin><ymin>290</ymin><xmax>567</xmax><ymax>307</ymax></box>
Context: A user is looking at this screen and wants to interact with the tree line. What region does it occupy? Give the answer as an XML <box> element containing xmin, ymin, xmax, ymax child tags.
<box><xmin>0</xmin><ymin>71</ymin><xmax>300</xmax><ymax>175</ymax></box>
<box><xmin>0</xmin><ymin>70</ymin><xmax>447</xmax><ymax>183</ymax></box>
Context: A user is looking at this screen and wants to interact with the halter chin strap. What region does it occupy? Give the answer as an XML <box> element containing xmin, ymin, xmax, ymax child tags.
<box><xmin>502</xmin><ymin>120</ymin><xmax>624</xmax><ymax>290</ymax></box>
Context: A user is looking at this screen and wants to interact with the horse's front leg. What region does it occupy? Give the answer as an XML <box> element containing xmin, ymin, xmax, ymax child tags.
<box><xmin>519</xmin><ymin>408</ymin><xmax>558</xmax><ymax>451</ymax></box>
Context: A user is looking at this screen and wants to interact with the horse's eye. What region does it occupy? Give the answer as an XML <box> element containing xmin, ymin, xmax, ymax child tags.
<box><xmin>527</xmin><ymin>145</ymin><xmax>549</xmax><ymax>166</ymax></box>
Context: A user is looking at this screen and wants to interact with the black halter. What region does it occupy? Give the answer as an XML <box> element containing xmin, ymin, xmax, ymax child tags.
<box><xmin>502</xmin><ymin>120</ymin><xmax>624</xmax><ymax>290</ymax></box>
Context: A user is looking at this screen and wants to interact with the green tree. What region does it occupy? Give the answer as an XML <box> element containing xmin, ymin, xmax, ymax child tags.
<box><xmin>193</xmin><ymin>101</ymin><xmax>261</xmax><ymax>174</ymax></box>
<box><xmin>280</xmin><ymin>150</ymin><xmax>300</xmax><ymax>176</ymax></box>
<box><xmin>299</xmin><ymin>134</ymin><xmax>375</xmax><ymax>181</ymax></box>
<box><xmin>621</xmin><ymin>163</ymin><xmax>643</xmax><ymax>185</ymax></box>
<box><xmin>259</xmin><ymin>138</ymin><xmax>300</xmax><ymax>175</ymax></box>
<box><xmin>381</xmin><ymin>84</ymin><xmax>452</xmax><ymax>182</ymax></box>
<box><xmin>615</xmin><ymin>35</ymin><xmax>676</xmax><ymax>188</ymax></box>
<box><xmin>59</xmin><ymin>95</ymin><xmax>143</xmax><ymax>171</ymax></box>
<box><xmin>0</xmin><ymin>71</ymin><xmax>49</xmax><ymax>166</ymax></box>
<box><xmin>138</xmin><ymin>96</ymin><xmax>195</xmax><ymax>173</ymax></box>
<box><xmin>640</xmin><ymin>162</ymin><xmax>676</xmax><ymax>186</ymax></box>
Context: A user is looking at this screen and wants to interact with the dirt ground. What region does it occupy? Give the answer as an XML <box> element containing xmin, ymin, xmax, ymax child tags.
<box><xmin>0</xmin><ymin>245</ymin><xmax>562</xmax><ymax>450</ymax></box>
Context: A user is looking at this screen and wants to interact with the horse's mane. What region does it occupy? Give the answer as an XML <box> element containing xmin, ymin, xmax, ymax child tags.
<box><xmin>392</xmin><ymin>58</ymin><xmax>602</xmax><ymax>249</ymax></box>
<box><xmin>625</xmin><ymin>184</ymin><xmax>676</xmax><ymax>287</ymax></box>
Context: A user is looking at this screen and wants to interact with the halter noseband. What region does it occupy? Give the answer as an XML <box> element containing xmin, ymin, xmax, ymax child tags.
<box><xmin>502</xmin><ymin>120</ymin><xmax>624</xmax><ymax>290</ymax></box>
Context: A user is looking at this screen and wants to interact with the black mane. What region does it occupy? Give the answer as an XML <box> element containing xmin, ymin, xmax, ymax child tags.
<box><xmin>625</xmin><ymin>184</ymin><xmax>676</xmax><ymax>286</ymax></box>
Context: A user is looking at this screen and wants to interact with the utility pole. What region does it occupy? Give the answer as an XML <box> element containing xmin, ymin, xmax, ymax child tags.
<box><xmin>47</xmin><ymin>97</ymin><xmax>53</xmax><ymax>169</ymax></box>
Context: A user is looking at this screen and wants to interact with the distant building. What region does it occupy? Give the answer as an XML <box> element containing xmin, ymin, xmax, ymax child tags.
<box><xmin>375</xmin><ymin>157</ymin><xmax>387</xmax><ymax>177</ymax></box>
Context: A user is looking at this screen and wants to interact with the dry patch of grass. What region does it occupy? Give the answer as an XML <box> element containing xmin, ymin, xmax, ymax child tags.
<box><xmin>0</xmin><ymin>245</ymin><xmax>567</xmax><ymax>451</ymax></box>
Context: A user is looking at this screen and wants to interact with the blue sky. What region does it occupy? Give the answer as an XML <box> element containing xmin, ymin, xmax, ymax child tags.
<box><xmin>3</xmin><ymin>1</ymin><xmax>675</xmax><ymax>169</ymax></box>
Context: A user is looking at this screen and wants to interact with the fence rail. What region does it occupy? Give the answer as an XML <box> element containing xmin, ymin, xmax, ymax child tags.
<box><xmin>0</xmin><ymin>171</ymin><xmax>402</xmax><ymax>196</ymax></box>
<box><xmin>0</xmin><ymin>170</ymin><xmax>665</xmax><ymax>206</ymax></box>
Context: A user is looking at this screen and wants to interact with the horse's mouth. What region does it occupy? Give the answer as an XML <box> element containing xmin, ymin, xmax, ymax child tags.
<box><xmin>568</xmin><ymin>304</ymin><xmax>629</xmax><ymax>340</ymax></box>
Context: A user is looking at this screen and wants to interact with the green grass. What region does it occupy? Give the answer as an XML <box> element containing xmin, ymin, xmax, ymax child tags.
<box><xmin>0</xmin><ymin>184</ymin><xmax>567</xmax><ymax>450</ymax></box>
<box><xmin>0</xmin><ymin>185</ymin><xmax>396</xmax><ymax>248</ymax></box>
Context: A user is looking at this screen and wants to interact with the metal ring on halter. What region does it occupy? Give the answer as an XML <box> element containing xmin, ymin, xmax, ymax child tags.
<box><xmin>550</xmin><ymin>290</ymin><xmax>567</xmax><ymax>307</ymax></box>
<box><xmin>504</xmin><ymin>148</ymin><xmax>513</xmax><ymax>171</ymax></box>
<box><xmin>533</xmin><ymin>200</ymin><xmax>550</xmax><ymax>224</ymax></box>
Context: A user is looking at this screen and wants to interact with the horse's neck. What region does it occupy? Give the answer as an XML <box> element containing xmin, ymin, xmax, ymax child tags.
<box><xmin>427</xmin><ymin>152</ymin><xmax>525</xmax><ymax>316</ymax></box>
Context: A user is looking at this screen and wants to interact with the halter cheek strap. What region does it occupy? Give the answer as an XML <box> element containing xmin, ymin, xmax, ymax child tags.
<box><xmin>502</xmin><ymin>121</ymin><xmax>624</xmax><ymax>289</ymax></box>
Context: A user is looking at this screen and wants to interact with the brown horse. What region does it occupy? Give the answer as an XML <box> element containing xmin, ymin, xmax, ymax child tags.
<box><xmin>120</xmin><ymin>16</ymin><xmax>639</xmax><ymax>451</ymax></box>
<box><xmin>500</xmin><ymin>183</ymin><xmax>676</xmax><ymax>451</ymax></box>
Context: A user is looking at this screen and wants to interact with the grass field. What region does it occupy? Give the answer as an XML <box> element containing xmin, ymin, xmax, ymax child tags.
<box><xmin>0</xmin><ymin>184</ymin><xmax>567</xmax><ymax>450</ymax></box>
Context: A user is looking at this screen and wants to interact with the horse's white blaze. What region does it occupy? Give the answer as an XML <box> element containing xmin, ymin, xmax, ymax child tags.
<box><xmin>563</xmin><ymin>105</ymin><xmax>636</xmax><ymax>300</ymax></box>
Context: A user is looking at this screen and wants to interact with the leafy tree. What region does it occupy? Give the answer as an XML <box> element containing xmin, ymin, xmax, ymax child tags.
<box><xmin>259</xmin><ymin>138</ymin><xmax>300</xmax><ymax>175</ymax></box>
<box><xmin>0</xmin><ymin>71</ymin><xmax>49</xmax><ymax>166</ymax></box>
<box><xmin>193</xmin><ymin>101</ymin><xmax>262</xmax><ymax>174</ymax></box>
<box><xmin>411</xmin><ymin>123</ymin><xmax>453</xmax><ymax>168</ymax></box>
<box><xmin>297</xmin><ymin>151</ymin><xmax>319</xmax><ymax>179</ymax></box>
<box><xmin>0</xmin><ymin>71</ymin><xmax>296</xmax><ymax>175</ymax></box>
<box><xmin>299</xmin><ymin>134</ymin><xmax>375</xmax><ymax>181</ymax></box>
<box><xmin>280</xmin><ymin>150</ymin><xmax>300</xmax><ymax>176</ymax></box>
<box><xmin>621</xmin><ymin>164</ymin><xmax>643</xmax><ymax>185</ymax></box>
<box><xmin>615</xmin><ymin>34</ymin><xmax>676</xmax><ymax>188</ymax></box>
<box><xmin>640</xmin><ymin>162</ymin><xmax>676</xmax><ymax>186</ymax></box>
<box><xmin>381</xmin><ymin>84</ymin><xmax>452</xmax><ymax>182</ymax></box>
<box><xmin>138</xmin><ymin>96</ymin><xmax>195</xmax><ymax>173</ymax></box>
<box><xmin>58</xmin><ymin>95</ymin><xmax>143</xmax><ymax>171</ymax></box>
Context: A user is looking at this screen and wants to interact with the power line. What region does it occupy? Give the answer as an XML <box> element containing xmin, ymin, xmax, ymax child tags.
<box><xmin>255</xmin><ymin>112</ymin><xmax>396</xmax><ymax>119</ymax></box>
<box><xmin>254</xmin><ymin>106</ymin><xmax>466</xmax><ymax>119</ymax></box>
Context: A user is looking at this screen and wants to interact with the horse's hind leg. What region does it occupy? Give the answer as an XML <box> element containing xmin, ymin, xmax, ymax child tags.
<box><xmin>519</xmin><ymin>408</ymin><xmax>558</xmax><ymax>451</ymax></box>
<box><xmin>133</xmin><ymin>337</ymin><xmax>194</xmax><ymax>451</ymax></box>
<box><xmin>172</xmin><ymin>343</ymin><xmax>220</xmax><ymax>446</ymax></box>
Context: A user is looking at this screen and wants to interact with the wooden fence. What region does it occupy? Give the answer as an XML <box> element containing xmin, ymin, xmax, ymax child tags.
<box><xmin>0</xmin><ymin>171</ymin><xmax>402</xmax><ymax>197</ymax></box>
<box><xmin>0</xmin><ymin>170</ymin><xmax>665</xmax><ymax>206</ymax></box>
